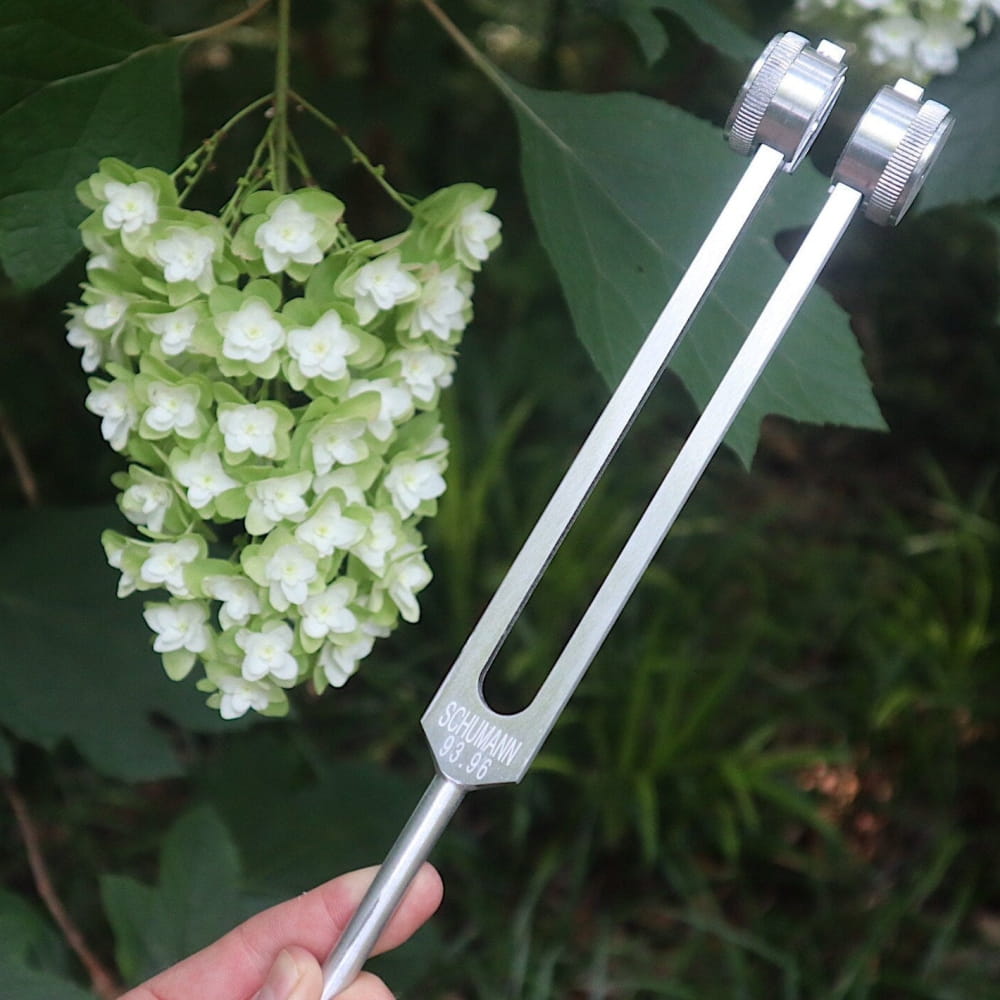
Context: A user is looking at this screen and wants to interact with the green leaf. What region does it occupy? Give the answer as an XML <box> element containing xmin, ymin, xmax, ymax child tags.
<box><xmin>504</xmin><ymin>78</ymin><xmax>884</xmax><ymax>463</ymax></box>
<box><xmin>608</xmin><ymin>0</ymin><xmax>759</xmax><ymax>65</ymax></box>
<box><xmin>101</xmin><ymin>806</ymin><xmax>267</xmax><ymax>984</ymax></box>
<box><xmin>0</xmin><ymin>2</ymin><xmax>181</xmax><ymax>288</ymax></box>
<box><xmin>0</xmin><ymin>507</ymin><xmax>256</xmax><ymax>783</ymax></box>
<box><xmin>198</xmin><ymin>730</ymin><xmax>443</xmax><ymax>992</ymax></box>
<box><xmin>0</xmin><ymin>890</ymin><xmax>93</xmax><ymax>1000</ymax></box>
<box><xmin>920</xmin><ymin>32</ymin><xmax>1000</xmax><ymax>211</ymax></box>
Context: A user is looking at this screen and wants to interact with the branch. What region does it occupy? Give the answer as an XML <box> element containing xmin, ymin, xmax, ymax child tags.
<box><xmin>0</xmin><ymin>403</ymin><xmax>40</xmax><ymax>507</ymax></box>
<box><xmin>173</xmin><ymin>0</ymin><xmax>274</xmax><ymax>46</ymax></box>
<box><xmin>3</xmin><ymin>782</ymin><xmax>122</xmax><ymax>1000</ymax></box>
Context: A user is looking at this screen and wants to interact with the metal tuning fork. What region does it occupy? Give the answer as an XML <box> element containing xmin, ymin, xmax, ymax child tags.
<box><xmin>320</xmin><ymin>34</ymin><xmax>953</xmax><ymax>998</ymax></box>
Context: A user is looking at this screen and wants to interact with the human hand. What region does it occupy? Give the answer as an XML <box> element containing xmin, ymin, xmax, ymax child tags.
<box><xmin>119</xmin><ymin>863</ymin><xmax>443</xmax><ymax>1000</ymax></box>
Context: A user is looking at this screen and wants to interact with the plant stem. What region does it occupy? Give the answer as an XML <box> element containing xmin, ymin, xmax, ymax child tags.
<box><xmin>3</xmin><ymin>782</ymin><xmax>122</xmax><ymax>1000</ymax></box>
<box><xmin>173</xmin><ymin>0</ymin><xmax>274</xmax><ymax>45</ymax></box>
<box><xmin>288</xmin><ymin>89</ymin><xmax>415</xmax><ymax>212</ymax></box>
<box><xmin>273</xmin><ymin>0</ymin><xmax>293</xmax><ymax>193</ymax></box>
<box><xmin>0</xmin><ymin>403</ymin><xmax>40</xmax><ymax>507</ymax></box>
<box><xmin>419</xmin><ymin>0</ymin><xmax>509</xmax><ymax>94</ymax></box>
<box><xmin>173</xmin><ymin>92</ymin><xmax>274</xmax><ymax>200</ymax></box>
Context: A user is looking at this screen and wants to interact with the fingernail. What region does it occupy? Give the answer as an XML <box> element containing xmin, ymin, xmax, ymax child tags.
<box><xmin>255</xmin><ymin>949</ymin><xmax>303</xmax><ymax>1000</ymax></box>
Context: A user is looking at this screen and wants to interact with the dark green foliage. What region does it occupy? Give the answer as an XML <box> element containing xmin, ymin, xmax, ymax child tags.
<box><xmin>1</xmin><ymin>2</ymin><xmax>999</xmax><ymax>999</ymax></box>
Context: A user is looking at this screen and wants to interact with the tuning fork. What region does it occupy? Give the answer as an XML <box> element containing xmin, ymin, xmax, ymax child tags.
<box><xmin>320</xmin><ymin>34</ymin><xmax>953</xmax><ymax>998</ymax></box>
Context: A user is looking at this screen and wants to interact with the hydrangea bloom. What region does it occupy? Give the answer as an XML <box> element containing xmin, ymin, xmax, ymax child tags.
<box><xmin>287</xmin><ymin>310</ymin><xmax>359</xmax><ymax>381</ymax></box>
<box><xmin>797</xmin><ymin>0</ymin><xmax>994</xmax><ymax>81</ymax></box>
<box><xmin>219</xmin><ymin>299</ymin><xmax>285</xmax><ymax>364</ymax></box>
<box><xmin>216</xmin><ymin>674</ymin><xmax>272</xmax><ymax>719</ymax></box>
<box><xmin>255</xmin><ymin>199</ymin><xmax>323</xmax><ymax>273</ymax></box>
<box><xmin>139</xmin><ymin>537</ymin><xmax>204</xmax><ymax>597</ymax></box>
<box><xmin>218</xmin><ymin>403</ymin><xmax>280</xmax><ymax>458</ymax></box>
<box><xmin>236</xmin><ymin>621</ymin><xmax>299</xmax><ymax>683</ymax></box>
<box><xmin>203</xmin><ymin>573</ymin><xmax>262</xmax><ymax>628</ymax></box>
<box><xmin>102</xmin><ymin>181</ymin><xmax>158</xmax><ymax>234</ymax></box>
<box><xmin>86</xmin><ymin>379</ymin><xmax>137</xmax><ymax>452</ymax></box>
<box><xmin>407</xmin><ymin>266</ymin><xmax>471</xmax><ymax>341</ymax></box>
<box><xmin>147</xmin><ymin>307</ymin><xmax>200</xmax><ymax>356</ymax></box>
<box><xmin>152</xmin><ymin>227</ymin><xmax>217</xmax><ymax>287</ymax></box>
<box><xmin>344</xmin><ymin>252</ymin><xmax>420</xmax><ymax>324</ymax></box>
<box><xmin>68</xmin><ymin>157</ymin><xmax>501</xmax><ymax>718</ymax></box>
<box><xmin>172</xmin><ymin>447</ymin><xmax>239</xmax><ymax>509</ymax></box>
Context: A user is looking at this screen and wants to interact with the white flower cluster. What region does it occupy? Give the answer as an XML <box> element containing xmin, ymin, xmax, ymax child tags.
<box><xmin>67</xmin><ymin>159</ymin><xmax>500</xmax><ymax>720</ymax></box>
<box><xmin>795</xmin><ymin>0</ymin><xmax>998</xmax><ymax>80</ymax></box>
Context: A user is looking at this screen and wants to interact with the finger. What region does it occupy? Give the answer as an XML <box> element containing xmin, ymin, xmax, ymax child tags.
<box><xmin>334</xmin><ymin>970</ymin><xmax>395</xmax><ymax>1000</ymax></box>
<box><xmin>121</xmin><ymin>863</ymin><xmax>442</xmax><ymax>1000</ymax></box>
<box><xmin>254</xmin><ymin>947</ymin><xmax>321</xmax><ymax>1000</ymax></box>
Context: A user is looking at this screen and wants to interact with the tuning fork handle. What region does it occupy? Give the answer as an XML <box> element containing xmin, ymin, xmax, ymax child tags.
<box><xmin>319</xmin><ymin>774</ymin><xmax>465</xmax><ymax>999</ymax></box>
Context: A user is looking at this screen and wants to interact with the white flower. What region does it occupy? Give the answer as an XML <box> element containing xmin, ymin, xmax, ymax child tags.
<box><xmin>139</xmin><ymin>537</ymin><xmax>202</xmax><ymax>597</ymax></box>
<box><xmin>151</xmin><ymin>227</ymin><xmax>216</xmax><ymax>286</ymax></box>
<box><xmin>383</xmin><ymin>546</ymin><xmax>432</xmax><ymax>622</ymax></box>
<box><xmin>390</xmin><ymin>347</ymin><xmax>455</xmax><ymax>403</ymax></box>
<box><xmin>218</xmin><ymin>404</ymin><xmax>279</xmax><ymax>457</ymax></box>
<box><xmin>216</xmin><ymin>674</ymin><xmax>272</xmax><ymax>719</ymax></box>
<box><xmin>300</xmin><ymin>580</ymin><xmax>359</xmax><ymax>640</ymax></box>
<box><xmin>263</xmin><ymin>541</ymin><xmax>319</xmax><ymax>609</ymax></box>
<box><xmin>914</xmin><ymin>16</ymin><xmax>975</xmax><ymax>75</ymax></box>
<box><xmin>83</xmin><ymin>294</ymin><xmax>127</xmax><ymax>333</ymax></box>
<box><xmin>287</xmin><ymin>310</ymin><xmax>359</xmax><ymax>381</ymax></box>
<box><xmin>295</xmin><ymin>497</ymin><xmax>366</xmax><ymax>557</ymax></box>
<box><xmin>143</xmin><ymin>600</ymin><xmax>211</xmax><ymax>654</ymax></box>
<box><xmin>246</xmin><ymin>471</ymin><xmax>313</xmax><ymax>535</ymax></box>
<box><xmin>173</xmin><ymin>448</ymin><xmax>239</xmax><ymax>509</ymax></box>
<box><xmin>318</xmin><ymin>634</ymin><xmax>375</xmax><ymax>688</ymax></box>
<box><xmin>312</xmin><ymin>467</ymin><xmax>368</xmax><ymax>505</ymax></box>
<box><xmin>104</xmin><ymin>534</ymin><xmax>138</xmax><ymax>598</ymax></box>
<box><xmin>347</xmin><ymin>252</ymin><xmax>419</xmax><ymax>324</ymax></box>
<box><xmin>310</xmin><ymin>418</ymin><xmax>370</xmax><ymax>472</ymax></box>
<box><xmin>351</xmin><ymin>510</ymin><xmax>402</xmax><ymax>574</ymax></box>
<box><xmin>203</xmin><ymin>574</ymin><xmax>262</xmax><ymax>629</ymax></box>
<box><xmin>347</xmin><ymin>378</ymin><xmax>413</xmax><ymax>442</ymax></box>
<box><xmin>383</xmin><ymin>457</ymin><xmax>447</xmax><ymax>518</ymax></box>
<box><xmin>219</xmin><ymin>301</ymin><xmax>285</xmax><ymax>365</ymax></box>
<box><xmin>120</xmin><ymin>478</ymin><xmax>173</xmax><ymax>533</ymax></box>
<box><xmin>455</xmin><ymin>203</ymin><xmax>501</xmax><ymax>268</ymax></box>
<box><xmin>865</xmin><ymin>15</ymin><xmax>924</xmax><ymax>65</ymax></box>
<box><xmin>255</xmin><ymin>199</ymin><xmax>323</xmax><ymax>273</ymax></box>
<box><xmin>86</xmin><ymin>380</ymin><xmax>137</xmax><ymax>452</ymax></box>
<box><xmin>142</xmin><ymin>381</ymin><xmax>202</xmax><ymax>437</ymax></box>
<box><xmin>66</xmin><ymin>318</ymin><xmax>105</xmax><ymax>372</ymax></box>
<box><xmin>408</xmin><ymin>266</ymin><xmax>471</xmax><ymax>340</ymax></box>
<box><xmin>102</xmin><ymin>180</ymin><xmax>158</xmax><ymax>233</ymax></box>
<box><xmin>236</xmin><ymin>621</ymin><xmax>299</xmax><ymax>683</ymax></box>
<box><xmin>147</xmin><ymin>307</ymin><xmax>200</xmax><ymax>356</ymax></box>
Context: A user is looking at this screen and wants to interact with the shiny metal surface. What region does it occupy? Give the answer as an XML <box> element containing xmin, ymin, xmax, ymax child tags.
<box><xmin>319</xmin><ymin>50</ymin><xmax>954</xmax><ymax>1000</ymax></box>
<box><xmin>726</xmin><ymin>33</ymin><xmax>846</xmax><ymax>171</ymax></box>
<box><xmin>832</xmin><ymin>79</ymin><xmax>954</xmax><ymax>225</ymax></box>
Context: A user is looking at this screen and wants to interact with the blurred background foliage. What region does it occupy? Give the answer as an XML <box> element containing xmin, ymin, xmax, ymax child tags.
<box><xmin>1</xmin><ymin>0</ymin><xmax>999</xmax><ymax>997</ymax></box>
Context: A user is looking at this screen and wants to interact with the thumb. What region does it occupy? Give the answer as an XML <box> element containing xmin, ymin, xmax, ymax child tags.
<box><xmin>254</xmin><ymin>946</ymin><xmax>322</xmax><ymax>1000</ymax></box>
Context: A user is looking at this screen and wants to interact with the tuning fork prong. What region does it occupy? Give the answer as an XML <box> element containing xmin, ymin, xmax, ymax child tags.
<box><xmin>426</xmin><ymin>32</ymin><xmax>847</xmax><ymax>721</ymax></box>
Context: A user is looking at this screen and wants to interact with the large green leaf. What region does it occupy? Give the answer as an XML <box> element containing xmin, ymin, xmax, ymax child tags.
<box><xmin>0</xmin><ymin>1</ymin><xmax>182</xmax><ymax>289</ymax></box>
<box><xmin>197</xmin><ymin>731</ymin><xmax>444</xmax><ymax>991</ymax></box>
<box><xmin>100</xmin><ymin>806</ymin><xmax>268</xmax><ymax>985</ymax></box>
<box><xmin>0</xmin><ymin>890</ymin><xmax>93</xmax><ymax>1000</ymax></box>
<box><xmin>0</xmin><ymin>507</ymin><xmax>253</xmax><ymax>783</ymax></box>
<box><xmin>606</xmin><ymin>0</ymin><xmax>760</xmax><ymax>65</ymax></box>
<box><xmin>920</xmin><ymin>31</ymin><xmax>1000</xmax><ymax>211</ymax></box>
<box><xmin>504</xmin><ymin>78</ymin><xmax>885</xmax><ymax>463</ymax></box>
